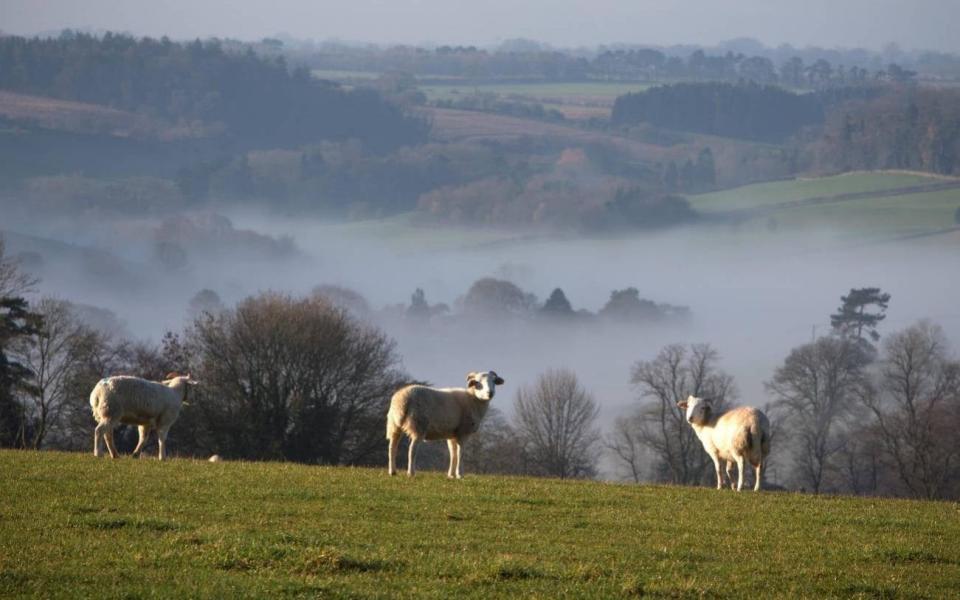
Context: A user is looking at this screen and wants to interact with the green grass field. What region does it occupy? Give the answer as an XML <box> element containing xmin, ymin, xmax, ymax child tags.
<box><xmin>686</xmin><ymin>172</ymin><xmax>960</xmax><ymax>241</ymax></box>
<box><xmin>3</xmin><ymin>450</ymin><xmax>960</xmax><ymax>598</ymax></box>
<box><xmin>688</xmin><ymin>172</ymin><xmax>949</xmax><ymax>214</ymax></box>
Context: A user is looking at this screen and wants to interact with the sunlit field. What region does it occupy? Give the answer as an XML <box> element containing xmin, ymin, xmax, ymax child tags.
<box><xmin>3</xmin><ymin>450</ymin><xmax>960</xmax><ymax>598</ymax></box>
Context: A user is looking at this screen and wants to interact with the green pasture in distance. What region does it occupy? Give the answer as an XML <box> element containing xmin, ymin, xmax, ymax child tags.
<box><xmin>767</xmin><ymin>187</ymin><xmax>960</xmax><ymax>235</ymax></box>
<box><xmin>689</xmin><ymin>172</ymin><xmax>948</xmax><ymax>213</ymax></box>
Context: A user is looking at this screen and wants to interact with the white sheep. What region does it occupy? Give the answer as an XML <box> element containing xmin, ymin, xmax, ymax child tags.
<box><xmin>90</xmin><ymin>373</ymin><xmax>198</xmax><ymax>461</ymax></box>
<box><xmin>386</xmin><ymin>370</ymin><xmax>504</xmax><ymax>478</ymax></box>
<box><xmin>677</xmin><ymin>395</ymin><xmax>771</xmax><ymax>491</ymax></box>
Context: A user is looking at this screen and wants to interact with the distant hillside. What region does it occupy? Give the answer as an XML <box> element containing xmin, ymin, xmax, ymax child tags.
<box><xmin>0</xmin><ymin>32</ymin><xmax>427</xmax><ymax>151</ymax></box>
<box><xmin>2</xmin><ymin>450</ymin><xmax>959</xmax><ymax>598</ymax></box>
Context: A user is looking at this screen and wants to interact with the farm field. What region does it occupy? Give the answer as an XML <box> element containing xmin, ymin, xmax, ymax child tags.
<box><xmin>425</xmin><ymin>107</ymin><xmax>668</xmax><ymax>161</ymax></box>
<box><xmin>0</xmin><ymin>91</ymin><xmax>180</xmax><ymax>139</ymax></box>
<box><xmin>2</xmin><ymin>450</ymin><xmax>959</xmax><ymax>598</ymax></box>
<box><xmin>688</xmin><ymin>171</ymin><xmax>960</xmax><ymax>241</ymax></box>
<box><xmin>688</xmin><ymin>172</ymin><xmax>954</xmax><ymax>213</ymax></box>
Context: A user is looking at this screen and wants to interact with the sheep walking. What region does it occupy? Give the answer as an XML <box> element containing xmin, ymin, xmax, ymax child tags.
<box><xmin>90</xmin><ymin>373</ymin><xmax>198</xmax><ymax>461</ymax></box>
<box><xmin>386</xmin><ymin>370</ymin><xmax>504</xmax><ymax>478</ymax></box>
<box><xmin>678</xmin><ymin>395</ymin><xmax>770</xmax><ymax>491</ymax></box>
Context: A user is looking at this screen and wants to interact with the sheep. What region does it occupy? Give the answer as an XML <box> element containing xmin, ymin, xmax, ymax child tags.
<box><xmin>677</xmin><ymin>395</ymin><xmax>770</xmax><ymax>491</ymax></box>
<box><xmin>90</xmin><ymin>372</ymin><xmax>199</xmax><ymax>461</ymax></box>
<box><xmin>386</xmin><ymin>370</ymin><xmax>504</xmax><ymax>478</ymax></box>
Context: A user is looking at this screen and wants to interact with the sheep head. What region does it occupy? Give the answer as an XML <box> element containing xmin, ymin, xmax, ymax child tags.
<box><xmin>466</xmin><ymin>370</ymin><xmax>504</xmax><ymax>401</ymax></box>
<box><xmin>164</xmin><ymin>373</ymin><xmax>201</xmax><ymax>387</ymax></box>
<box><xmin>677</xmin><ymin>395</ymin><xmax>712</xmax><ymax>426</ymax></box>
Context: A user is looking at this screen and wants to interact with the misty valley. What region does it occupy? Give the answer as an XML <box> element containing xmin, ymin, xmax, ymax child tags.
<box><xmin>1</xmin><ymin>29</ymin><xmax>959</xmax><ymax>499</ymax></box>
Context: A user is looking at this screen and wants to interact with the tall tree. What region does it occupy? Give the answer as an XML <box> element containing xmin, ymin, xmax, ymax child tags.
<box><xmin>628</xmin><ymin>344</ymin><xmax>736</xmax><ymax>485</ymax></box>
<box><xmin>862</xmin><ymin>322</ymin><xmax>960</xmax><ymax>499</ymax></box>
<box><xmin>766</xmin><ymin>336</ymin><xmax>870</xmax><ymax>493</ymax></box>
<box><xmin>830</xmin><ymin>287</ymin><xmax>891</xmax><ymax>348</ymax></box>
<box><xmin>406</xmin><ymin>288</ymin><xmax>430</xmax><ymax>320</ymax></box>
<box><xmin>606</xmin><ymin>412</ymin><xmax>647</xmax><ymax>482</ymax></box>
<box><xmin>513</xmin><ymin>368</ymin><xmax>600</xmax><ymax>479</ymax></box>
<box><xmin>187</xmin><ymin>292</ymin><xmax>405</xmax><ymax>464</ymax></box>
<box><xmin>10</xmin><ymin>298</ymin><xmax>102</xmax><ymax>449</ymax></box>
<box><xmin>0</xmin><ymin>298</ymin><xmax>42</xmax><ymax>447</ymax></box>
<box><xmin>0</xmin><ymin>237</ymin><xmax>37</xmax><ymax>299</ymax></box>
<box><xmin>540</xmin><ymin>288</ymin><xmax>574</xmax><ymax>318</ymax></box>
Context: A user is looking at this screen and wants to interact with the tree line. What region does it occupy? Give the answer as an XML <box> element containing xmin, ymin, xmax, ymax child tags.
<box><xmin>611</xmin><ymin>82</ymin><xmax>883</xmax><ymax>143</ymax></box>
<box><xmin>291</xmin><ymin>40</ymin><xmax>930</xmax><ymax>87</ymax></box>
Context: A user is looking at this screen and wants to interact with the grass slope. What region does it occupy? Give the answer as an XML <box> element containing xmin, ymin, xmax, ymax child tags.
<box><xmin>688</xmin><ymin>172</ymin><xmax>951</xmax><ymax>214</ymax></box>
<box><xmin>688</xmin><ymin>172</ymin><xmax>960</xmax><ymax>241</ymax></box>
<box><xmin>3</xmin><ymin>450</ymin><xmax>960</xmax><ymax>598</ymax></box>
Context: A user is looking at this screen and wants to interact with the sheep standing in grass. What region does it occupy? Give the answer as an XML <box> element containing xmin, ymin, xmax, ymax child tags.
<box><xmin>90</xmin><ymin>373</ymin><xmax>198</xmax><ymax>461</ymax></box>
<box><xmin>386</xmin><ymin>370</ymin><xmax>504</xmax><ymax>478</ymax></box>
<box><xmin>678</xmin><ymin>395</ymin><xmax>770</xmax><ymax>491</ymax></box>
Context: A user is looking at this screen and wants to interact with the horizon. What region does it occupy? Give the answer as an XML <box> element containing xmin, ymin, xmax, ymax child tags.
<box><xmin>1</xmin><ymin>0</ymin><xmax>959</xmax><ymax>55</ymax></box>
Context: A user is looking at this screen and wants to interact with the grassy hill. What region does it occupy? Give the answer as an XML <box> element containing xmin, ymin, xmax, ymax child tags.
<box><xmin>3</xmin><ymin>450</ymin><xmax>959</xmax><ymax>598</ymax></box>
<box><xmin>689</xmin><ymin>172</ymin><xmax>960</xmax><ymax>240</ymax></box>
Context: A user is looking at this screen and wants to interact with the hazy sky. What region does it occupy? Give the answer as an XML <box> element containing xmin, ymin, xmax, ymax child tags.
<box><xmin>2</xmin><ymin>0</ymin><xmax>958</xmax><ymax>52</ymax></box>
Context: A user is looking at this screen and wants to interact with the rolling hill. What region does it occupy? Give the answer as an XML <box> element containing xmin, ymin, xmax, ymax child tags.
<box><xmin>688</xmin><ymin>172</ymin><xmax>960</xmax><ymax>240</ymax></box>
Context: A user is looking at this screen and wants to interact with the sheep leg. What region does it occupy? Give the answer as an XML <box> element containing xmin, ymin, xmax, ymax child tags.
<box><xmin>157</xmin><ymin>428</ymin><xmax>168</xmax><ymax>461</ymax></box>
<box><xmin>131</xmin><ymin>425</ymin><xmax>150</xmax><ymax>458</ymax></box>
<box><xmin>406</xmin><ymin>436</ymin><xmax>418</xmax><ymax>477</ymax></box>
<box><xmin>93</xmin><ymin>422</ymin><xmax>106</xmax><ymax>457</ymax></box>
<box><xmin>446</xmin><ymin>439</ymin><xmax>457</xmax><ymax>478</ymax></box>
<box><xmin>453</xmin><ymin>439</ymin><xmax>463</xmax><ymax>479</ymax></box>
<box><xmin>446</xmin><ymin>439</ymin><xmax>463</xmax><ymax>479</ymax></box>
<box><xmin>387</xmin><ymin>433</ymin><xmax>400</xmax><ymax>476</ymax></box>
<box><xmin>103</xmin><ymin>425</ymin><xmax>118</xmax><ymax>459</ymax></box>
<box><xmin>710</xmin><ymin>455</ymin><xmax>723</xmax><ymax>489</ymax></box>
<box><xmin>754</xmin><ymin>459</ymin><xmax>763</xmax><ymax>492</ymax></box>
<box><xmin>725</xmin><ymin>461</ymin><xmax>736</xmax><ymax>490</ymax></box>
<box><xmin>735</xmin><ymin>455</ymin><xmax>745</xmax><ymax>492</ymax></box>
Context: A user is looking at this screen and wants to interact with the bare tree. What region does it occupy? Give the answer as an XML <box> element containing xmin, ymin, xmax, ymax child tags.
<box><xmin>0</xmin><ymin>237</ymin><xmax>38</xmax><ymax>298</ymax></box>
<box><xmin>629</xmin><ymin>344</ymin><xmax>736</xmax><ymax>485</ymax></box>
<box><xmin>187</xmin><ymin>292</ymin><xmax>405</xmax><ymax>464</ymax></box>
<box><xmin>606</xmin><ymin>413</ymin><xmax>647</xmax><ymax>482</ymax></box>
<box><xmin>863</xmin><ymin>322</ymin><xmax>960</xmax><ymax>499</ymax></box>
<box><xmin>11</xmin><ymin>298</ymin><xmax>103</xmax><ymax>449</ymax></box>
<box><xmin>514</xmin><ymin>368</ymin><xmax>600</xmax><ymax>479</ymax></box>
<box><xmin>766</xmin><ymin>336</ymin><xmax>870</xmax><ymax>493</ymax></box>
<box><xmin>461</xmin><ymin>406</ymin><xmax>530</xmax><ymax>475</ymax></box>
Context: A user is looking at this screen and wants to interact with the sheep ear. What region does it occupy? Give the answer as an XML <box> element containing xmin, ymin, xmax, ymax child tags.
<box><xmin>467</xmin><ymin>379</ymin><xmax>480</xmax><ymax>389</ymax></box>
<box><xmin>677</xmin><ymin>401</ymin><xmax>688</xmax><ymax>410</ymax></box>
<box><xmin>466</xmin><ymin>372</ymin><xmax>478</xmax><ymax>384</ymax></box>
<box><xmin>494</xmin><ymin>376</ymin><xmax>504</xmax><ymax>385</ymax></box>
